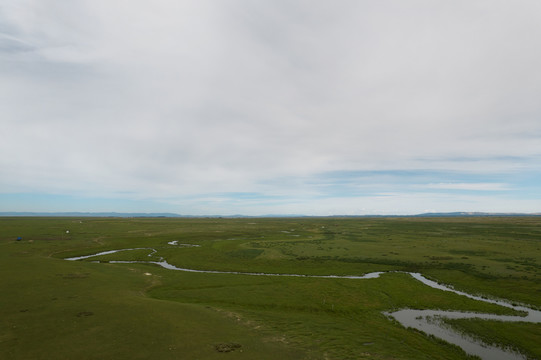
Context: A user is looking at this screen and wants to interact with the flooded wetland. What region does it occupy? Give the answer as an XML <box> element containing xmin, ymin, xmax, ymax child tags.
<box><xmin>2</xmin><ymin>216</ymin><xmax>541</xmax><ymax>359</ymax></box>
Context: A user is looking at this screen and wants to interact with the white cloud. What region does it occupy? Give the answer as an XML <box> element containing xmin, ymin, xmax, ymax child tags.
<box><xmin>1</xmin><ymin>0</ymin><xmax>540</xmax><ymax>213</ymax></box>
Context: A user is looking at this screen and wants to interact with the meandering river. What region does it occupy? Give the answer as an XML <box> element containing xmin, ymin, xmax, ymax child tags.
<box><xmin>66</xmin><ymin>248</ymin><xmax>541</xmax><ymax>360</ymax></box>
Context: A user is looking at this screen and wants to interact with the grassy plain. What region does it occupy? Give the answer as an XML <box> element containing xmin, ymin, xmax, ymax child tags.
<box><xmin>1</xmin><ymin>216</ymin><xmax>540</xmax><ymax>359</ymax></box>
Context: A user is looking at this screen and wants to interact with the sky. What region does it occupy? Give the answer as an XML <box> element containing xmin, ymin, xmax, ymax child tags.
<box><xmin>1</xmin><ymin>0</ymin><xmax>540</xmax><ymax>216</ymax></box>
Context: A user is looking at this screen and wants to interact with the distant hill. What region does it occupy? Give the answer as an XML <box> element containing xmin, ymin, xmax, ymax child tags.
<box><xmin>413</xmin><ymin>212</ymin><xmax>541</xmax><ymax>217</ymax></box>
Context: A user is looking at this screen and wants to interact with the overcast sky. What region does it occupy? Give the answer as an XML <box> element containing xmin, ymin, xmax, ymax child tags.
<box><xmin>1</xmin><ymin>0</ymin><xmax>540</xmax><ymax>215</ymax></box>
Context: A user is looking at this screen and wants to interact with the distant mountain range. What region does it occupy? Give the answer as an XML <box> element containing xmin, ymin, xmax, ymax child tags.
<box><xmin>414</xmin><ymin>212</ymin><xmax>541</xmax><ymax>217</ymax></box>
<box><xmin>0</xmin><ymin>211</ymin><xmax>540</xmax><ymax>218</ymax></box>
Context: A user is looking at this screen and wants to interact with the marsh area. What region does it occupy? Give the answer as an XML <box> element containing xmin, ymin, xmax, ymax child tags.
<box><xmin>2</xmin><ymin>216</ymin><xmax>541</xmax><ymax>359</ymax></box>
<box><xmin>66</xmin><ymin>247</ymin><xmax>541</xmax><ymax>360</ymax></box>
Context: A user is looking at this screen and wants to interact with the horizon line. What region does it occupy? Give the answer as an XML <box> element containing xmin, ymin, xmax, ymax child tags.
<box><xmin>1</xmin><ymin>211</ymin><xmax>541</xmax><ymax>218</ymax></box>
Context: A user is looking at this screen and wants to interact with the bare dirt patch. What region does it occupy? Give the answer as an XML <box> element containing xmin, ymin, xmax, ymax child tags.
<box><xmin>214</xmin><ymin>343</ymin><xmax>241</xmax><ymax>353</ymax></box>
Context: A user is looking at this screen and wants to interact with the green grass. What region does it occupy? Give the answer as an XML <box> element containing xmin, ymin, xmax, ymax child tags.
<box><xmin>442</xmin><ymin>319</ymin><xmax>541</xmax><ymax>360</ymax></box>
<box><xmin>1</xmin><ymin>216</ymin><xmax>541</xmax><ymax>359</ymax></box>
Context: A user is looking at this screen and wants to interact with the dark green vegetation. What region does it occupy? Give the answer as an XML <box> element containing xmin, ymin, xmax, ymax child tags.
<box><xmin>1</xmin><ymin>216</ymin><xmax>540</xmax><ymax>359</ymax></box>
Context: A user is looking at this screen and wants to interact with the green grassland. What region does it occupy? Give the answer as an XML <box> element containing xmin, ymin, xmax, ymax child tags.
<box><xmin>1</xmin><ymin>216</ymin><xmax>540</xmax><ymax>359</ymax></box>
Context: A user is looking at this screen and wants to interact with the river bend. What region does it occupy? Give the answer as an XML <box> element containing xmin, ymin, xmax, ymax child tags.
<box><xmin>65</xmin><ymin>248</ymin><xmax>541</xmax><ymax>360</ymax></box>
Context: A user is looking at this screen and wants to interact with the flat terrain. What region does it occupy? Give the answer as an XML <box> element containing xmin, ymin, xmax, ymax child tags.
<box><xmin>1</xmin><ymin>216</ymin><xmax>540</xmax><ymax>359</ymax></box>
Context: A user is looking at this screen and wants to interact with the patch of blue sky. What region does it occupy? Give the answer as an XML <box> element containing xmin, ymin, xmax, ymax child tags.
<box><xmin>503</xmin><ymin>174</ymin><xmax>541</xmax><ymax>199</ymax></box>
<box><xmin>270</xmin><ymin>168</ymin><xmax>541</xmax><ymax>201</ymax></box>
<box><xmin>0</xmin><ymin>192</ymin><xmax>177</xmax><ymax>213</ymax></box>
<box><xmin>310</xmin><ymin>169</ymin><xmax>481</xmax><ymax>185</ymax></box>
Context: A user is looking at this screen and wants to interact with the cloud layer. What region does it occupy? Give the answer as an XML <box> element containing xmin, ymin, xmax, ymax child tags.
<box><xmin>1</xmin><ymin>1</ymin><xmax>540</xmax><ymax>214</ymax></box>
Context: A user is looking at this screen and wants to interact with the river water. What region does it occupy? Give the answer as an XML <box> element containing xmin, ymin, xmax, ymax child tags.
<box><xmin>65</xmin><ymin>248</ymin><xmax>541</xmax><ymax>359</ymax></box>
